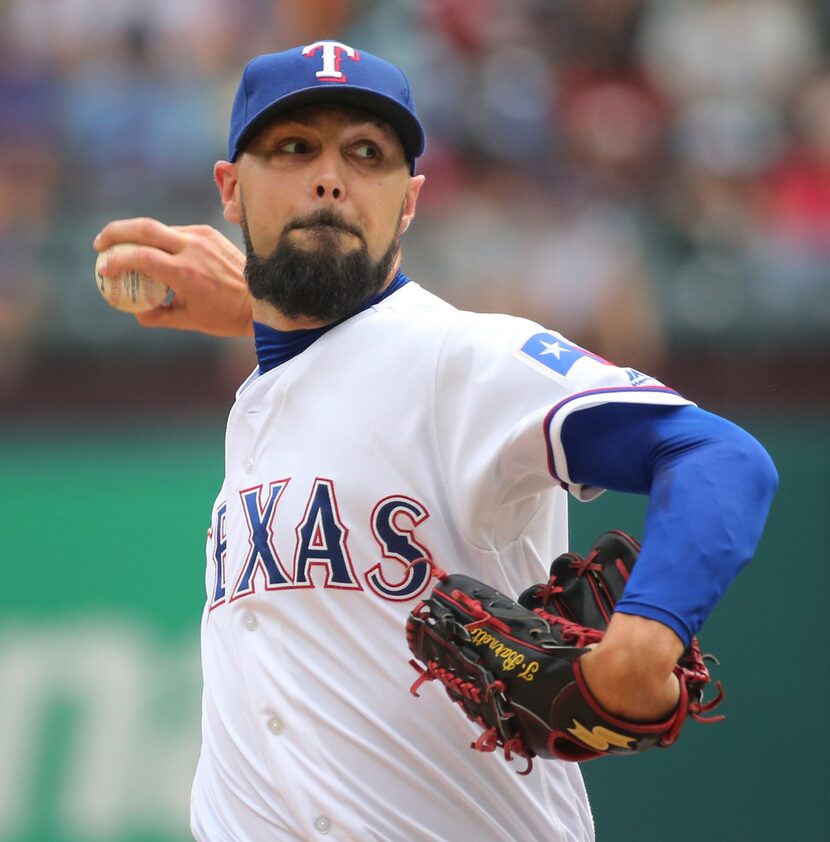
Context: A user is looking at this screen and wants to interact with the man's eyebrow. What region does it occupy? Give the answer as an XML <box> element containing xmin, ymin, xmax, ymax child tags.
<box><xmin>352</xmin><ymin>116</ymin><xmax>397</xmax><ymax>135</ymax></box>
<box><xmin>345</xmin><ymin>123</ymin><xmax>400</xmax><ymax>145</ymax></box>
<box><xmin>269</xmin><ymin>113</ymin><xmax>397</xmax><ymax>138</ymax></box>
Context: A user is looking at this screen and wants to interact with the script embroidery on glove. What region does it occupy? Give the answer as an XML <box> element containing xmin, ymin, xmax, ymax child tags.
<box><xmin>469</xmin><ymin>628</ymin><xmax>538</xmax><ymax>680</ymax></box>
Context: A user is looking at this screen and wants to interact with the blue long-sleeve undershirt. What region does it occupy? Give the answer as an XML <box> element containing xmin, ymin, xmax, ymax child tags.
<box><xmin>560</xmin><ymin>403</ymin><xmax>778</xmax><ymax>646</ymax></box>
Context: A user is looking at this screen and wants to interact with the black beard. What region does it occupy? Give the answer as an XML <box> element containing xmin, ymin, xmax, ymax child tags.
<box><xmin>241</xmin><ymin>207</ymin><xmax>400</xmax><ymax>323</ymax></box>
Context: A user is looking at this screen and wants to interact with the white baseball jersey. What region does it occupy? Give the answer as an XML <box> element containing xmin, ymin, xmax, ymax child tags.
<box><xmin>191</xmin><ymin>280</ymin><xmax>690</xmax><ymax>841</ymax></box>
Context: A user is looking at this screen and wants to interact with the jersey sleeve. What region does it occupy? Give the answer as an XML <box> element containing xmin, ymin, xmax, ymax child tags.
<box><xmin>432</xmin><ymin>315</ymin><xmax>692</xmax><ymax>548</ymax></box>
<box><xmin>532</xmin><ymin>336</ymin><xmax>693</xmax><ymax>501</ymax></box>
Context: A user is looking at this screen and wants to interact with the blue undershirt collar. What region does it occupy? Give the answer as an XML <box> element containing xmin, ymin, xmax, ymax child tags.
<box><xmin>253</xmin><ymin>270</ymin><xmax>410</xmax><ymax>374</ymax></box>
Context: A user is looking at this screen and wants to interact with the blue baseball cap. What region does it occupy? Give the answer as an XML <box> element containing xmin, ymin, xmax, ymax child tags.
<box><xmin>228</xmin><ymin>40</ymin><xmax>425</xmax><ymax>173</ymax></box>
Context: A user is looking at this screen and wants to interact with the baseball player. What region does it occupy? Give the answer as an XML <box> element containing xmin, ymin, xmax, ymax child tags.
<box><xmin>94</xmin><ymin>41</ymin><xmax>777</xmax><ymax>841</ymax></box>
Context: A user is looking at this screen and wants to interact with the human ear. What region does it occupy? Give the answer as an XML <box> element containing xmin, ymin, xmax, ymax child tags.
<box><xmin>399</xmin><ymin>174</ymin><xmax>425</xmax><ymax>235</ymax></box>
<box><xmin>214</xmin><ymin>160</ymin><xmax>242</xmax><ymax>224</ymax></box>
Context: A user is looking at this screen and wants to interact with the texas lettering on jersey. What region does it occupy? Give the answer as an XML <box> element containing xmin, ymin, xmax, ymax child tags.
<box><xmin>207</xmin><ymin>478</ymin><xmax>433</xmax><ymax>610</ymax></box>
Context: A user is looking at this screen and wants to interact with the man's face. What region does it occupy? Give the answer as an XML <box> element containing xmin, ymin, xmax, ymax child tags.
<box><xmin>215</xmin><ymin>104</ymin><xmax>423</xmax><ymax>324</ymax></box>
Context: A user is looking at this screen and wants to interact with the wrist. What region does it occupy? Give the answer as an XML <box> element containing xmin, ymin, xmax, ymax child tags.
<box><xmin>579</xmin><ymin>613</ymin><xmax>683</xmax><ymax>721</ymax></box>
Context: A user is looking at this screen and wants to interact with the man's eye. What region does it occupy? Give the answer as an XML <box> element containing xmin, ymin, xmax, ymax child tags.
<box><xmin>279</xmin><ymin>140</ymin><xmax>309</xmax><ymax>154</ymax></box>
<box><xmin>353</xmin><ymin>143</ymin><xmax>379</xmax><ymax>159</ymax></box>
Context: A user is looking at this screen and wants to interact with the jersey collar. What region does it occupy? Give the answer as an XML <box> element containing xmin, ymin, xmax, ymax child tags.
<box><xmin>253</xmin><ymin>270</ymin><xmax>410</xmax><ymax>374</ymax></box>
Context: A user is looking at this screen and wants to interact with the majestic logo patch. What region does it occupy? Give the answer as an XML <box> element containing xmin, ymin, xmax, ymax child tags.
<box><xmin>624</xmin><ymin>367</ymin><xmax>652</xmax><ymax>387</ymax></box>
<box><xmin>518</xmin><ymin>332</ymin><xmax>588</xmax><ymax>378</ymax></box>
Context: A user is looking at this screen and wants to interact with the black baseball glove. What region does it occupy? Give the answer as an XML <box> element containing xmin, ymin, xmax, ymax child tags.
<box><xmin>406</xmin><ymin>531</ymin><xmax>723</xmax><ymax>772</ymax></box>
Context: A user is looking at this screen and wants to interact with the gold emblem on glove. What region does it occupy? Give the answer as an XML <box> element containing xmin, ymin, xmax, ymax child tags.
<box><xmin>568</xmin><ymin>720</ymin><xmax>636</xmax><ymax>751</ymax></box>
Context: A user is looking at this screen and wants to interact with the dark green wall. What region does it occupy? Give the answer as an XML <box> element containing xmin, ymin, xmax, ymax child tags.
<box><xmin>573</xmin><ymin>416</ymin><xmax>830</xmax><ymax>842</ymax></box>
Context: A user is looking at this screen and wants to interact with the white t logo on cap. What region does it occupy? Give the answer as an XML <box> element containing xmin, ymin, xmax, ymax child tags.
<box><xmin>302</xmin><ymin>40</ymin><xmax>360</xmax><ymax>83</ymax></box>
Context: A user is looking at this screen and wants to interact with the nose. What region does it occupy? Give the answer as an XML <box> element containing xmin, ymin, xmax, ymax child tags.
<box><xmin>312</xmin><ymin>148</ymin><xmax>345</xmax><ymax>202</ymax></box>
<box><xmin>315</xmin><ymin>181</ymin><xmax>341</xmax><ymax>200</ymax></box>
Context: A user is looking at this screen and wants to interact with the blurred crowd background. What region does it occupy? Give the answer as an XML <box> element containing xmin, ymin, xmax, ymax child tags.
<box><xmin>2</xmin><ymin>0</ymin><xmax>830</xmax><ymax>411</ymax></box>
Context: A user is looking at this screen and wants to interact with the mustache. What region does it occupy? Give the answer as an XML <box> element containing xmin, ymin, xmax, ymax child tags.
<box><xmin>284</xmin><ymin>209</ymin><xmax>365</xmax><ymax>243</ymax></box>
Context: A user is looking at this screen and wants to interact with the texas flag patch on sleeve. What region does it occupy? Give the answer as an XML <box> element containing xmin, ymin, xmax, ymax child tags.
<box><xmin>516</xmin><ymin>332</ymin><xmax>607</xmax><ymax>379</ymax></box>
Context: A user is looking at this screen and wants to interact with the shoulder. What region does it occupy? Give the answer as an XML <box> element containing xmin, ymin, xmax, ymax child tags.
<box><xmin>372</xmin><ymin>280</ymin><xmax>458</xmax><ymax>325</ymax></box>
<box><xmin>377</xmin><ymin>284</ymin><xmax>554</xmax><ymax>371</ymax></box>
<box><xmin>379</xmin><ymin>282</ymin><xmax>545</xmax><ymax>355</ymax></box>
<box><xmin>370</xmin><ymin>280</ymin><xmax>668</xmax><ymax>396</ymax></box>
<box><xmin>440</xmin><ymin>309</ymin><xmax>644</xmax><ymax>395</ymax></box>
<box><xmin>363</xmin><ymin>280</ymin><xmax>528</xmax><ymax>353</ymax></box>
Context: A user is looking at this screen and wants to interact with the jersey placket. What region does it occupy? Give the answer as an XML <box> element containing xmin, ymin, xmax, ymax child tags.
<box><xmin>220</xmin><ymin>370</ymin><xmax>369</xmax><ymax>840</ymax></box>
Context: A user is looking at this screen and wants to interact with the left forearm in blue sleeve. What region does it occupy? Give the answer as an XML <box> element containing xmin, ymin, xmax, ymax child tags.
<box><xmin>561</xmin><ymin>404</ymin><xmax>779</xmax><ymax>646</ymax></box>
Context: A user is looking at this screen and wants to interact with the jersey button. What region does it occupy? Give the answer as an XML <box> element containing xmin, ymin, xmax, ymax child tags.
<box><xmin>267</xmin><ymin>717</ymin><xmax>284</xmax><ymax>736</ymax></box>
<box><xmin>314</xmin><ymin>815</ymin><xmax>332</xmax><ymax>834</ymax></box>
<box><xmin>243</xmin><ymin>457</ymin><xmax>254</xmax><ymax>473</ymax></box>
<box><xmin>243</xmin><ymin>612</ymin><xmax>258</xmax><ymax>631</ymax></box>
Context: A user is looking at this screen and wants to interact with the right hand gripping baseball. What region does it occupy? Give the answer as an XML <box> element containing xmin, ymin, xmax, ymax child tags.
<box><xmin>406</xmin><ymin>532</ymin><xmax>724</xmax><ymax>771</ymax></box>
<box><xmin>94</xmin><ymin>218</ymin><xmax>252</xmax><ymax>337</ymax></box>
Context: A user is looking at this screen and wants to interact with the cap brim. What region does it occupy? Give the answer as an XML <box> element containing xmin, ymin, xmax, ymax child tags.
<box><xmin>232</xmin><ymin>85</ymin><xmax>425</xmax><ymax>171</ymax></box>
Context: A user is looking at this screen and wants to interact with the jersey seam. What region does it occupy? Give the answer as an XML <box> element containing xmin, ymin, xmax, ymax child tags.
<box><xmin>431</xmin><ymin>315</ymin><xmax>576</xmax><ymax>555</ymax></box>
<box><xmin>493</xmin><ymin>489</ymin><xmax>563</xmax><ymax>554</ymax></box>
<box><xmin>430</xmin><ymin>314</ymin><xmax>500</xmax><ymax>555</ymax></box>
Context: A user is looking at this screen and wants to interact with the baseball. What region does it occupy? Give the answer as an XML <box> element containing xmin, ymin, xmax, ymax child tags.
<box><xmin>94</xmin><ymin>243</ymin><xmax>174</xmax><ymax>313</ymax></box>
